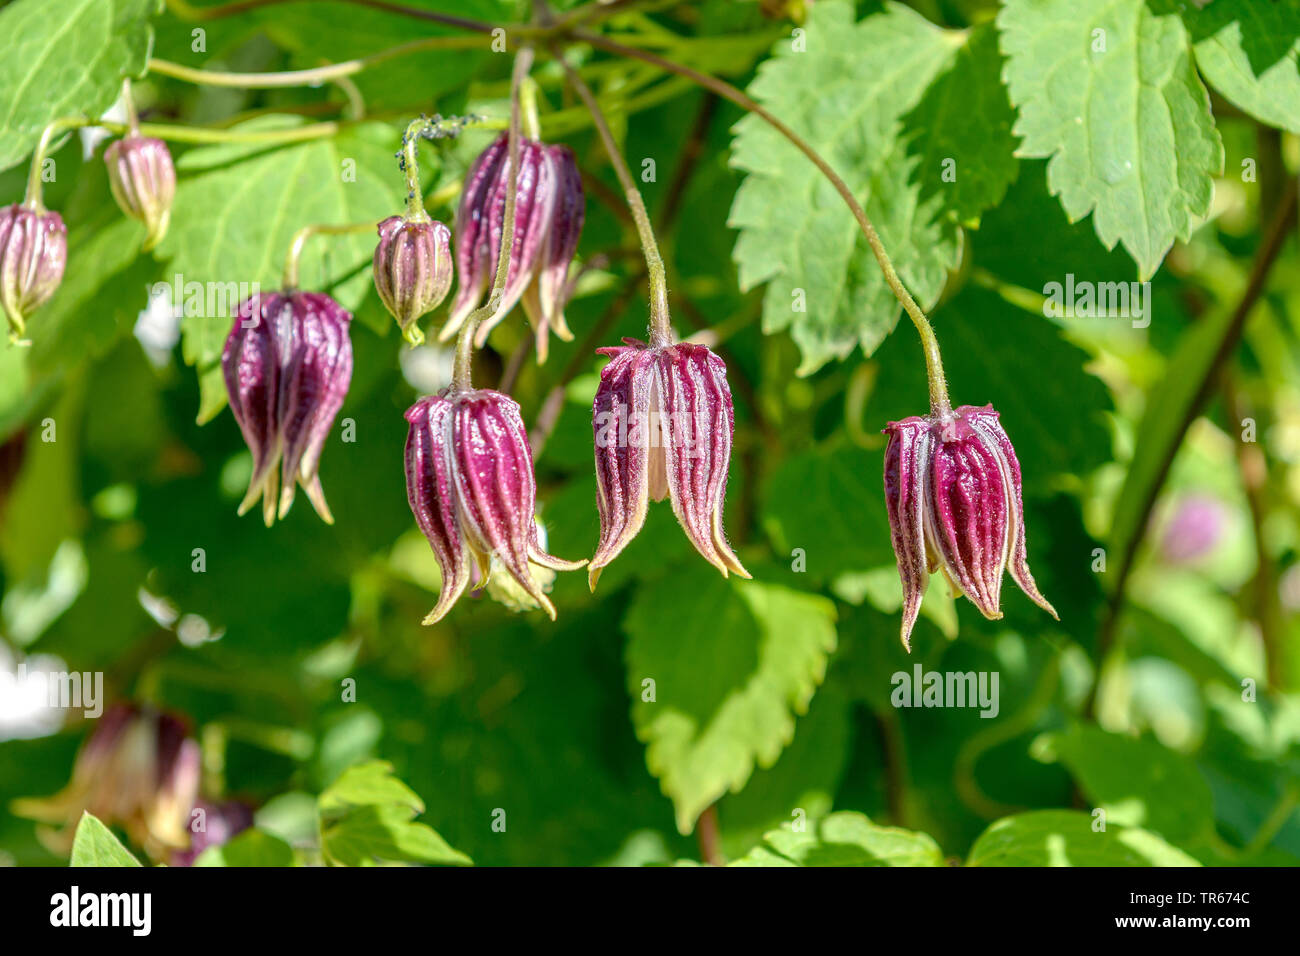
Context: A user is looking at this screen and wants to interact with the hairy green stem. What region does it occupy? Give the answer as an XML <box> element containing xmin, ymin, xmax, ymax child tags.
<box><xmin>571</xmin><ymin>28</ymin><xmax>952</xmax><ymax>412</ymax></box>
<box><xmin>554</xmin><ymin>49</ymin><xmax>671</xmax><ymax>347</ymax></box>
<box><xmin>451</xmin><ymin>47</ymin><xmax>534</xmax><ymax>393</ymax></box>
<box><xmin>148</xmin><ymin>36</ymin><xmax>483</xmax><ymax>89</ymax></box>
<box><xmin>283</xmin><ymin>222</ymin><xmax>376</xmax><ymax>290</ymax></box>
<box><xmin>401</xmin><ymin>118</ymin><xmax>432</xmax><ymax>222</ymax></box>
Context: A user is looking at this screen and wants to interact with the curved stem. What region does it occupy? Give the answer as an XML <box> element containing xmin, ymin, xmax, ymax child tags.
<box><xmin>554</xmin><ymin>48</ymin><xmax>671</xmax><ymax>347</ymax></box>
<box><xmin>571</xmin><ymin>29</ymin><xmax>951</xmax><ymax>412</ymax></box>
<box><xmin>148</xmin><ymin>36</ymin><xmax>483</xmax><ymax>89</ymax></box>
<box><xmin>396</xmin><ymin>113</ymin><xmax>476</xmax><ymax>220</ymax></box>
<box><xmin>282</xmin><ymin>222</ymin><xmax>376</xmax><ymax>290</ymax></box>
<box><xmin>24</xmin><ymin>118</ymin><xmax>88</xmax><ymax>211</ymax></box>
<box><xmin>451</xmin><ymin>47</ymin><xmax>534</xmax><ymax>393</ymax></box>
<box><xmin>133</xmin><ymin>118</ymin><xmax>342</xmax><ymax>145</ymax></box>
<box><xmin>121</xmin><ymin>78</ymin><xmax>141</xmax><ymax>135</ymax></box>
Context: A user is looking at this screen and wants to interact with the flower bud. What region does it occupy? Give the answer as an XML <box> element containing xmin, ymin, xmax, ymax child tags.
<box><xmin>13</xmin><ymin>703</ymin><xmax>201</xmax><ymax>859</ymax></box>
<box><xmin>373</xmin><ymin>214</ymin><xmax>453</xmax><ymax>345</ymax></box>
<box><xmin>222</xmin><ymin>291</ymin><xmax>353</xmax><ymax>526</ymax></box>
<box><xmin>589</xmin><ymin>338</ymin><xmax>749</xmax><ymax>588</ymax></box>
<box><xmin>883</xmin><ymin>404</ymin><xmax>1057</xmax><ymax>650</ymax></box>
<box><xmin>405</xmin><ymin>387</ymin><xmax>584</xmax><ymax>623</ymax></box>
<box><xmin>104</xmin><ymin>135</ymin><xmax>176</xmax><ymax>251</ymax></box>
<box><xmin>0</xmin><ymin>203</ymin><xmax>66</xmax><ymax>341</ymax></box>
<box><xmin>441</xmin><ymin>134</ymin><xmax>584</xmax><ymax>361</ymax></box>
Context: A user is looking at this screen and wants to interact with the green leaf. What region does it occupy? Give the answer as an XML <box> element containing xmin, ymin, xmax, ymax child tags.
<box><xmin>1037</xmin><ymin>725</ymin><xmax>1215</xmax><ymax>844</ymax></box>
<box><xmin>0</xmin><ymin>0</ymin><xmax>159</xmax><ymax>171</ymax></box>
<box><xmin>624</xmin><ymin>571</ymin><xmax>837</xmax><ymax>834</ymax></box>
<box><xmin>29</xmin><ymin>216</ymin><xmax>155</xmax><ymax>377</ymax></box>
<box><xmin>907</xmin><ymin>22</ymin><xmax>1020</xmax><ymax>223</ymax></box>
<box><xmin>717</xmin><ymin>682</ymin><xmax>851</xmax><ymax>857</ymax></box>
<box><xmin>69</xmin><ymin>813</ymin><xmax>142</xmax><ymax>867</ymax></box>
<box><xmin>318</xmin><ymin>761</ymin><xmax>471</xmax><ymax>866</ymax></box>
<box><xmin>967</xmin><ymin>810</ymin><xmax>1202</xmax><ymax>866</ymax></box>
<box><xmin>159</xmin><ymin>117</ymin><xmax>405</xmax><ymax>422</ymax></box>
<box><xmin>1185</xmin><ymin>0</ymin><xmax>1300</xmax><ymax>134</ymax></box>
<box><xmin>318</xmin><ymin>759</ymin><xmax>424</xmax><ymax>815</ymax></box>
<box><xmin>761</xmin><ymin>443</ymin><xmax>894</xmax><ymax>582</ymax></box>
<box><xmin>998</xmin><ymin>0</ymin><xmax>1224</xmax><ymax>278</ymax></box>
<box><xmin>193</xmin><ymin>828</ymin><xmax>296</xmax><ymax>867</ymax></box>
<box><xmin>729</xmin><ymin>811</ymin><xmax>944</xmax><ymax>866</ymax></box>
<box><xmin>321</xmin><ymin>804</ymin><xmax>472</xmax><ymax>867</ymax></box>
<box><xmin>730</xmin><ymin>1</ymin><xmax>1015</xmax><ymax>373</ymax></box>
<box><xmin>0</xmin><ymin>381</ymin><xmax>84</xmax><ymax>582</ymax></box>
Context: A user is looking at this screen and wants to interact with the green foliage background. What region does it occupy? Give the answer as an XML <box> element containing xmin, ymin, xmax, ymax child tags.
<box><xmin>1</xmin><ymin>0</ymin><xmax>1299</xmax><ymax>867</ymax></box>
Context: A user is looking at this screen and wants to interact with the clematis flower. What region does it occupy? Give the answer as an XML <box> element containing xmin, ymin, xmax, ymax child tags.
<box><xmin>104</xmin><ymin>135</ymin><xmax>176</xmax><ymax>251</ymax></box>
<box><xmin>13</xmin><ymin>703</ymin><xmax>200</xmax><ymax>859</ymax></box>
<box><xmin>373</xmin><ymin>214</ymin><xmax>453</xmax><ymax>346</ymax></box>
<box><xmin>0</xmin><ymin>202</ymin><xmax>66</xmax><ymax>341</ymax></box>
<box><xmin>883</xmin><ymin>404</ymin><xmax>1057</xmax><ymax>650</ymax></box>
<box><xmin>222</xmin><ymin>291</ymin><xmax>353</xmax><ymax>527</ymax></box>
<box><xmin>589</xmin><ymin>337</ymin><xmax>748</xmax><ymax>588</ymax></box>
<box><xmin>404</xmin><ymin>387</ymin><xmax>584</xmax><ymax>623</ymax></box>
<box><xmin>440</xmin><ymin>133</ymin><xmax>584</xmax><ymax>361</ymax></box>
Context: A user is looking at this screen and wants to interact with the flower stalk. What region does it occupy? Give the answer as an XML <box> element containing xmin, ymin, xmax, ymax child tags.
<box><xmin>282</xmin><ymin>222</ymin><xmax>377</xmax><ymax>290</ymax></box>
<box><xmin>571</xmin><ymin>29</ymin><xmax>953</xmax><ymax>413</ymax></box>
<box><xmin>554</xmin><ymin>49</ymin><xmax>671</xmax><ymax>347</ymax></box>
<box><xmin>450</xmin><ymin>46</ymin><xmax>535</xmax><ymax>392</ymax></box>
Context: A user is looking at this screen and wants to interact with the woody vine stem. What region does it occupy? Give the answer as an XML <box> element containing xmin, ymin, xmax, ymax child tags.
<box><xmin>153</xmin><ymin>0</ymin><xmax>953</xmax><ymax>413</ymax></box>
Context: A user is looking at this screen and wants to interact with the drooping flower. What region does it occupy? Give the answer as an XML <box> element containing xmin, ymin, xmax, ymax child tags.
<box><xmin>171</xmin><ymin>799</ymin><xmax>255</xmax><ymax>867</ymax></box>
<box><xmin>440</xmin><ymin>133</ymin><xmax>585</xmax><ymax>361</ymax></box>
<box><xmin>883</xmin><ymin>404</ymin><xmax>1057</xmax><ymax>650</ymax></box>
<box><xmin>405</xmin><ymin>387</ymin><xmax>584</xmax><ymax>623</ymax></box>
<box><xmin>222</xmin><ymin>291</ymin><xmax>353</xmax><ymax>526</ymax></box>
<box><xmin>13</xmin><ymin>703</ymin><xmax>200</xmax><ymax>859</ymax></box>
<box><xmin>589</xmin><ymin>337</ymin><xmax>748</xmax><ymax>588</ymax></box>
<box><xmin>0</xmin><ymin>203</ymin><xmax>66</xmax><ymax>341</ymax></box>
<box><xmin>104</xmin><ymin>135</ymin><xmax>176</xmax><ymax>251</ymax></box>
<box><xmin>373</xmin><ymin>214</ymin><xmax>453</xmax><ymax>345</ymax></box>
